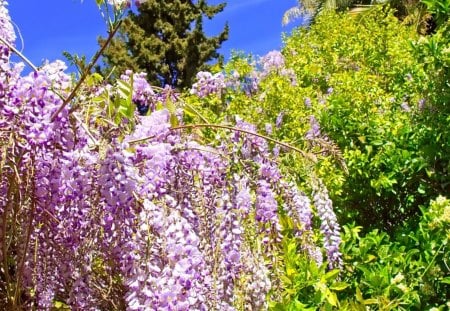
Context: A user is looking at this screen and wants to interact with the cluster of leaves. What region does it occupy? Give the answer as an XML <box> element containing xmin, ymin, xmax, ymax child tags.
<box><xmin>337</xmin><ymin>196</ymin><xmax>450</xmax><ymax>310</ymax></box>
<box><xmin>268</xmin><ymin>195</ymin><xmax>450</xmax><ymax>310</ymax></box>
<box><xmin>282</xmin><ymin>7</ymin><xmax>431</xmax><ymax>231</ymax></box>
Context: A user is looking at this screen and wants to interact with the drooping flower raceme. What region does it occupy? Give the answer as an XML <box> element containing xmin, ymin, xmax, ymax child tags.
<box><xmin>313</xmin><ymin>183</ymin><xmax>343</xmax><ymax>270</ymax></box>
<box><xmin>0</xmin><ymin>0</ymin><xmax>15</xmax><ymax>45</ymax></box>
<box><xmin>190</xmin><ymin>71</ymin><xmax>226</xmax><ymax>98</ymax></box>
<box><xmin>0</xmin><ymin>3</ymin><xmax>342</xmax><ymax>308</ymax></box>
<box><xmin>189</xmin><ymin>50</ymin><xmax>297</xmax><ymax>98</ymax></box>
<box><xmin>260</xmin><ymin>50</ymin><xmax>285</xmax><ymax>72</ymax></box>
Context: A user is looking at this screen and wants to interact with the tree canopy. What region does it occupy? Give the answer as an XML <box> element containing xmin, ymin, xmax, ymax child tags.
<box><xmin>99</xmin><ymin>0</ymin><xmax>229</xmax><ymax>88</ymax></box>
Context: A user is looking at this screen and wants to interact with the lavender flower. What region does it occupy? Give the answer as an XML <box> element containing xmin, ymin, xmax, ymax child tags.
<box><xmin>275</xmin><ymin>111</ymin><xmax>284</xmax><ymax>129</ymax></box>
<box><xmin>0</xmin><ymin>1</ymin><xmax>15</xmax><ymax>46</ymax></box>
<box><xmin>313</xmin><ymin>184</ymin><xmax>342</xmax><ymax>270</ymax></box>
<box><xmin>190</xmin><ymin>71</ymin><xmax>226</xmax><ymax>98</ymax></box>
<box><xmin>121</xmin><ymin>70</ymin><xmax>156</xmax><ymax>115</ymax></box>
<box><xmin>418</xmin><ymin>98</ymin><xmax>426</xmax><ymax>110</ymax></box>
<box><xmin>265</xmin><ymin>123</ymin><xmax>273</xmax><ymax>135</ymax></box>
<box><xmin>256</xmin><ymin>180</ymin><xmax>280</xmax><ymax>233</ymax></box>
<box><xmin>304</xmin><ymin>97</ymin><xmax>312</xmax><ymax>108</ymax></box>
<box><xmin>401</xmin><ymin>102</ymin><xmax>411</xmax><ymax>112</ymax></box>
<box><xmin>305</xmin><ymin>115</ymin><xmax>321</xmax><ymax>140</ymax></box>
<box><xmin>260</xmin><ymin>50</ymin><xmax>285</xmax><ymax>73</ymax></box>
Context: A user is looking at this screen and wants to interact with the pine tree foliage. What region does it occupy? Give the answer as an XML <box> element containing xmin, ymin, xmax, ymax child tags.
<box><xmin>99</xmin><ymin>0</ymin><xmax>229</xmax><ymax>88</ymax></box>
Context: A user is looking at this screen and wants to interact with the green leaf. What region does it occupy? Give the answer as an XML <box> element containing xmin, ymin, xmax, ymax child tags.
<box><xmin>440</xmin><ymin>277</ymin><xmax>450</xmax><ymax>284</ymax></box>
<box><xmin>323</xmin><ymin>269</ymin><xmax>340</xmax><ymax>281</ymax></box>
<box><xmin>166</xmin><ymin>98</ymin><xmax>177</xmax><ymax>114</ymax></box>
<box><xmin>170</xmin><ymin>113</ymin><xmax>179</xmax><ymax>127</ymax></box>
<box><xmin>280</xmin><ymin>275</ymin><xmax>293</xmax><ymax>286</ymax></box>
<box><xmin>356</xmin><ymin>287</ymin><xmax>364</xmax><ymax>303</ymax></box>
<box><xmin>363</xmin><ymin>298</ymin><xmax>378</xmax><ymax>305</ymax></box>
<box><xmin>325</xmin><ymin>289</ymin><xmax>338</xmax><ymax>306</ymax></box>
<box><xmin>330</xmin><ymin>282</ymin><xmax>350</xmax><ymax>291</ymax></box>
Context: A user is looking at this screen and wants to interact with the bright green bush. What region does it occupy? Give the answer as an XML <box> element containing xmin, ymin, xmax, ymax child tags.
<box><xmin>184</xmin><ymin>6</ymin><xmax>450</xmax><ymax>310</ymax></box>
<box><xmin>338</xmin><ymin>196</ymin><xmax>450</xmax><ymax>310</ymax></box>
<box><xmin>268</xmin><ymin>196</ymin><xmax>449</xmax><ymax>310</ymax></box>
<box><xmin>282</xmin><ymin>7</ymin><xmax>436</xmax><ymax>231</ymax></box>
<box><xmin>187</xmin><ymin>7</ymin><xmax>446</xmax><ymax>232</ymax></box>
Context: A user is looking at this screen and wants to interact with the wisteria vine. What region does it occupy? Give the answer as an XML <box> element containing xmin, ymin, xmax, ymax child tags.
<box><xmin>0</xmin><ymin>1</ymin><xmax>342</xmax><ymax>310</ymax></box>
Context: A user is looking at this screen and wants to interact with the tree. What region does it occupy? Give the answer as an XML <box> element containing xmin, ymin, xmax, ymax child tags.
<box><xmin>282</xmin><ymin>0</ymin><xmax>432</xmax><ymax>33</ymax></box>
<box><xmin>282</xmin><ymin>0</ymin><xmax>357</xmax><ymax>26</ymax></box>
<box><xmin>99</xmin><ymin>0</ymin><xmax>229</xmax><ymax>88</ymax></box>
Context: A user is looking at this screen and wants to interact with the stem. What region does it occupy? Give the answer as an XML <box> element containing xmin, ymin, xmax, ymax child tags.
<box><xmin>50</xmin><ymin>20</ymin><xmax>122</xmax><ymax>121</ymax></box>
<box><xmin>182</xmin><ymin>102</ymin><xmax>210</xmax><ymax>124</ymax></box>
<box><xmin>128</xmin><ymin>123</ymin><xmax>317</xmax><ymax>162</ymax></box>
<box><xmin>0</xmin><ymin>36</ymin><xmax>38</xmax><ymax>72</ymax></box>
<box><xmin>13</xmin><ymin>153</ymin><xmax>36</xmax><ymax>306</ymax></box>
<box><xmin>2</xmin><ymin>174</ymin><xmax>12</xmax><ymax>292</ymax></box>
<box><xmin>72</xmin><ymin>113</ymin><xmax>99</xmax><ymax>146</ymax></box>
<box><xmin>420</xmin><ymin>241</ymin><xmax>445</xmax><ymax>279</ymax></box>
<box><xmin>173</xmin><ymin>123</ymin><xmax>317</xmax><ymax>162</ymax></box>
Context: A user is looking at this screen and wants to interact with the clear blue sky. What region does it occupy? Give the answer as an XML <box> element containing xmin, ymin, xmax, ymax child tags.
<box><xmin>7</xmin><ymin>0</ymin><xmax>302</xmax><ymax>71</ymax></box>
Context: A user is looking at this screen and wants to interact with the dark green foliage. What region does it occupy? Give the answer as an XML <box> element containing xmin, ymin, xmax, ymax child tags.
<box><xmin>99</xmin><ymin>0</ymin><xmax>229</xmax><ymax>88</ymax></box>
<box><xmin>268</xmin><ymin>196</ymin><xmax>449</xmax><ymax>310</ymax></box>
<box><xmin>421</xmin><ymin>0</ymin><xmax>450</xmax><ymax>27</ymax></box>
<box><xmin>339</xmin><ymin>196</ymin><xmax>450</xmax><ymax>310</ymax></box>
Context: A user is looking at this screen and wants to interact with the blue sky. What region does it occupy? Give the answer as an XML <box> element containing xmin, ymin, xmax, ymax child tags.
<box><xmin>7</xmin><ymin>0</ymin><xmax>302</xmax><ymax>71</ymax></box>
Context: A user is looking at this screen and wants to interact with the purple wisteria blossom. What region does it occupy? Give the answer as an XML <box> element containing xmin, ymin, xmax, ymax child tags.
<box><xmin>276</xmin><ymin>111</ymin><xmax>285</xmax><ymax>129</ymax></box>
<box><xmin>190</xmin><ymin>71</ymin><xmax>226</xmax><ymax>98</ymax></box>
<box><xmin>0</xmin><ymin>3</ymin><xmax>343</xmax><ymax>308</ymax></box>
<box><xmin>260</xmin><ymin>50</ymin><xmax>285</xmax><ymax>72</ymax></box>
<box><xmin>256</xmin><ymin>180</ymin><xmax>281</xmax><ymax>233</ymax></box>
<box><xmin>304</xmin><ymin>97</ymin><xmax>312</xmax><ymax>108</ymax></box>
<box><xmin>401</xmin><ymin>102</ymin><xmax>411</xmax><ymax>112</ymax></box>
<box><xmin>189</xmin><ymin>50</ymin><xmax>296</xmax><ymax>99</ymax></box>
<box><xmin>0</xmin><ymin>1</ymin><xmax>15</xmax><ymax>45</ymax></box>
<box><xmin>121</xmin><ymin>70</ymin><xmax>156</xmax><ymax>115</ymax></box>
<box><xmin>305</xmin><ymin>115</ymin><xmax>321</xmax><ymax>140</ymax></box>
<box><xmin>313</xmin><ymin>184</ymin><xmax>343</xmax><ymax>270</ymax></box>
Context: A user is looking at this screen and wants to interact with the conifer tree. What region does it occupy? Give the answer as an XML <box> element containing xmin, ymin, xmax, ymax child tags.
<box><xmin>99</xmin><ymin>0</ymin><xmax>228</xmax><ymax>88</ymax></box>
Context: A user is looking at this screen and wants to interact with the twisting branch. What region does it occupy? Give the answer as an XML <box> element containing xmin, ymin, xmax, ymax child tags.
<box><xmin>50</xmin><ymin>20</ymin><xmax>122</xmax><ymax>121</ymax></box>
<box><xmin>128</xmin><ymin>123</ymin><xmax>317</xmax><ymax>163</ymax></box>
<box><xmin>173</xmin><ymin>124</ymin><xmax>317</xmax><ymax>162</ymax></box>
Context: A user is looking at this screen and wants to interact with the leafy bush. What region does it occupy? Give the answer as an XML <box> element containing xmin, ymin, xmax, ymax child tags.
<box><xmin>338</xmin><ymin>196</ymin><xmax>450</xmax><ymax>310</ymax></box>
<box><xmin>187</xmin><ymin>7</ymin><xmax>447</xmax><ymax>232</ymax></box>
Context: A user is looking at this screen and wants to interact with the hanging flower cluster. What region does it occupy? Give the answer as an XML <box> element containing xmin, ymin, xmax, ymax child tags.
<box><xmin>0</xmin><ymin>3</ymin><xmax>342</xmax><ymax>310</ymax></box>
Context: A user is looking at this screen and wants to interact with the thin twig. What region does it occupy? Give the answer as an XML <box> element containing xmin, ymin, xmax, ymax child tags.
<box><xmin>72</xmin><ymin>112</ymin><xmax>99</xmax><ymax>146</ymax></box>
<box><xmin>50</xmin><ymin>20</ymin><xmax>122</xmax><ymax>121</ymax></box>
<box><xmin>182</xmin><ymin>102</ymin><xmax>210</xmax><ymax>124</ymax></box>
<box><xmin>0</xmin><ymin>36</ymin><xmax>37</xmax><ymax>72</ymax></box>
<box><xmin>11</xmin><ymin>20</ymin><xmax>25</xmax><ymax>53</ymax></box>
<box><xmin>128</xmin><ymin>123</ymin><xmax>317</xmax><ymax>163</ymax></box>
<box><xmin>13</xmin><ymin>153</ymin><xmax>36</xmax><ymax>306</ymax></box>
<box><xmin>173</xmin><ymin>124</ymin><xmax>317</xmax><ymax>162</ymax></box>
